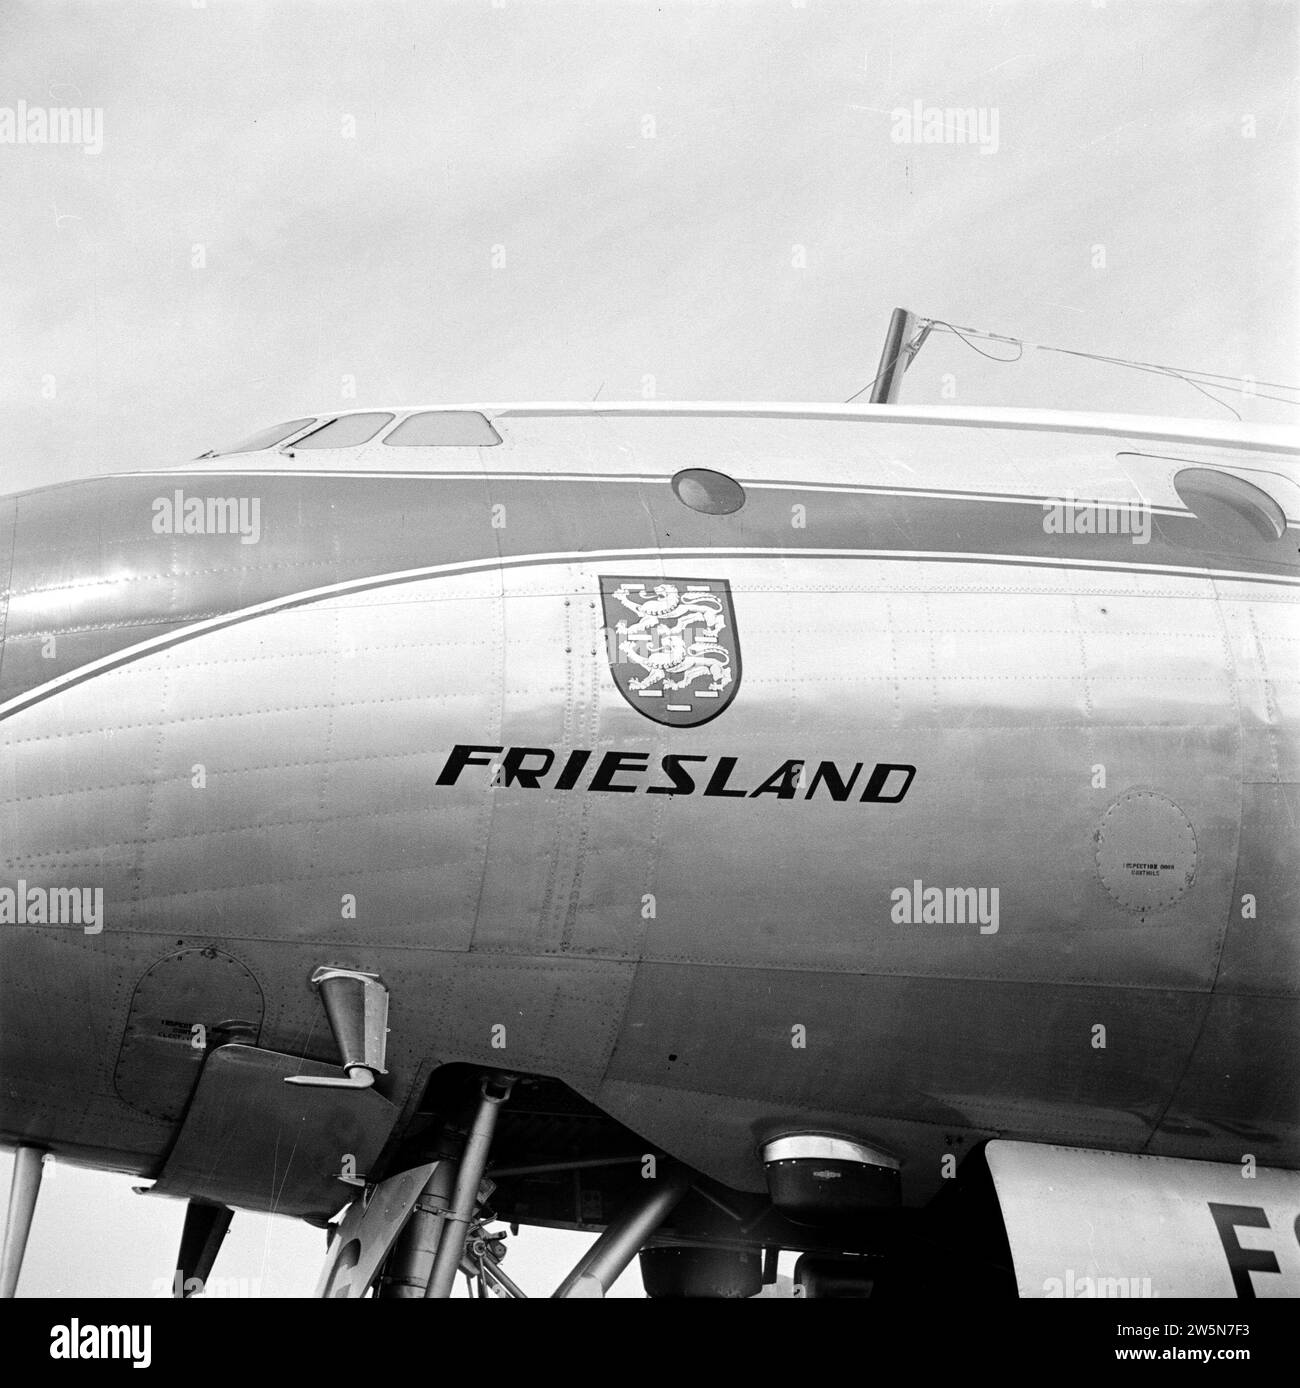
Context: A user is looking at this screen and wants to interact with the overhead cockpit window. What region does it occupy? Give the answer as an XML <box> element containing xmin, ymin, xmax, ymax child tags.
<box><xmin>1173</xmin><ymin>467</ymin><xmax>1287</xmax><ymax>543</ymax></box>
<box><xmin>383</xmin><ymin>411</ymin><xmax>503</xmax><ymax>446</ymax></box>
<box><xmin>213</xmin><ymin>418</ymin><xmax>316</xmax><ymax>455</ymax></box>
<box><xmin>671</xmin><ymin>468</ymin><xmax>746</xmax><ymax>515</ymax></box>
<box><xmin>291</xmin><ymin>412</ymin><xmax>395</xmax><ymax>450</ymax></box>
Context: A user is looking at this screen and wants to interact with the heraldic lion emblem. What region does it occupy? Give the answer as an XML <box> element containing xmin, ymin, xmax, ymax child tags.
<box><xmin>599</xmin><ymin>577</ymin><xmax>741</xmax><ymax>727</ymax></box>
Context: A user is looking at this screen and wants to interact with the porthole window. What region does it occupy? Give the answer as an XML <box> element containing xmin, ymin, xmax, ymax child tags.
<box><xmin>671</xmin><ymin>468</ymin><xmax>746</xmax><ymax>515</ymax></box>
<box><xmin>1173</xmin><ymin>468</ymin><xmax>1287</xmax><ymax>543</ymax></box>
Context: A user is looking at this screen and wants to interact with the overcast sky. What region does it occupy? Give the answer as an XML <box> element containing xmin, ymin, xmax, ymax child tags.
<box><xmin>1</xmin><ymin>0</ymin><xmax>1296</xmax><ymax>1299</ymax></box>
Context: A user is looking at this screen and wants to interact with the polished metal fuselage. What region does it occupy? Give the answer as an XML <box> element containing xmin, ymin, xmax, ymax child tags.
<box><xmin>0</xmin><ymin>405</ymin><xmax>1296</xmax><ymax>1207</ymax></box>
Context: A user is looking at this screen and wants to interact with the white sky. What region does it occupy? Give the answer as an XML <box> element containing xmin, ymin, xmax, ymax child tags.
<box><xmin>0</xmin><ymin>0</ymin><xmax>1296</xmax><ymax>1298</ymax></box>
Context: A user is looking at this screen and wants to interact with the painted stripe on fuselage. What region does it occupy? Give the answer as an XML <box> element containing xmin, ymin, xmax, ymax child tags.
<box><xmin>0</xmin><ymin>471</ymin><xmax>1295</xmax><ymax>720</ymax></box>
<box><xmin>119</xmin><ymin>466</ymin><xmax>1300</xmax><ymax>530</ymax></box>
<box><xmin>1</xmin><ymin>543</ymin><xmax>1298</xmax><ymax>722</ymax></box>
<box><xmin>116</xmin><ymin>468</ymin><xmax>1194</xmax><ymax>515</ymax></box>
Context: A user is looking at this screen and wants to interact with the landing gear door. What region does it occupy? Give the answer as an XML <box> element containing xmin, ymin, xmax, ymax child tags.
<box><xmin>985</xmin><ymin>1140</ymin><xmax>1300</xmax><ymax>1298</ymax></box>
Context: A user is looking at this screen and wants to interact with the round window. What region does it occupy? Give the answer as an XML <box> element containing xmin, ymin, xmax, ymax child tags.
<box><xmin>1173</xmin><ymin>468</ymin><xmax>1286</xmax><ymax>543</ymax></box>
<box><xmin>671</xmin><ymin>468</ymin><xmax>746</xmax><ymax>515</ymax></box>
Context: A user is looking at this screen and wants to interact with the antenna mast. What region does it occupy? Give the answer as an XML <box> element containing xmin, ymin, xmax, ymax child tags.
<box><xmin>870</xmin><ymin>307</ymin><xmax>932</xmax><ymax>404</ymax></box>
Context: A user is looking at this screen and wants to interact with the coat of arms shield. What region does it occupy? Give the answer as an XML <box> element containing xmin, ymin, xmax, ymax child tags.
<box><xmin>599</xmin><ymin>576</ymin><xmax>741</xmax><ymax>727</ymax></box>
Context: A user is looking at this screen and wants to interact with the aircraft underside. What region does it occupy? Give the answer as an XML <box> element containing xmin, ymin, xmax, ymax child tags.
<box><xmin>4</xmin><ymin>1046</ymin><xmax>1297</xmax><ymax>1298</ymax></box>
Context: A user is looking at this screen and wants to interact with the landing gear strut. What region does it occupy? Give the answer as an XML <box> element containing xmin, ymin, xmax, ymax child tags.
<box><xmin>319</xmin><ymin>1074</ymin><xmax>711</xmax><ymax>1298</ymax></box>
<box><xmin>425</xmin><ymin>1074</ymin><xmax>514</xmax><ymax>1298</ymax></box>
<box><xmin>378</xmin><ymin>1162</ymin><xmax>456</xmax><ymax>1298</ymax></box>
<box><xmin>552</xmin><ymin>1163</ymin><xmax>693</xmax><ymax>1298</ymax></box>
<box><xmin>0</xmin><ymin>1146</ymin><xmax>45</xmax><ymax>1298</ymax></box>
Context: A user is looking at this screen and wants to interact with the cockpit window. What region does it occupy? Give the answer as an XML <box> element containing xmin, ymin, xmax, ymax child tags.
<box><xmin>291</xmin><ymin>412</ymin><xmax>395</xmax><ymax>450</ymax></box>
<box><xmin>383</xmin><ymin>411</ymin><xmax>502</xmax><ymax>446</ymax></box>
<box><xmin>213</xmin><ymin>418</ymin><xmax>316</xmax><ymax>455</ymax></box>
